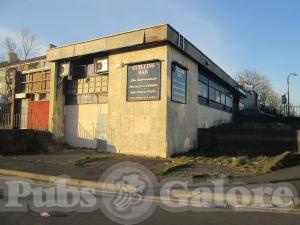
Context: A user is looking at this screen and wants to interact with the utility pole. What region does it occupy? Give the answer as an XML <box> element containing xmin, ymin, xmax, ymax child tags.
<box><xmin>287</xmin><ymin>73</ymin><xmax>297</xmax><ymax>117</ymax></box>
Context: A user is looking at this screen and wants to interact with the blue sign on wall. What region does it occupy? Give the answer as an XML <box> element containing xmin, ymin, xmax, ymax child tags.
<box><xmin>127</xmin><ymin>61</ymin><xmax>161</xmax><ymax>101</ymax></box>
<box><xmin>171</xmin><ymin>64</ymin><xmax>187</xmax><ymax>104</ymax></box>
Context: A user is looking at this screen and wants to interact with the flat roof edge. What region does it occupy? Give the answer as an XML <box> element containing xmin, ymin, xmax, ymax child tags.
<box><xmin>48</xmin><ymin>24</ymin><xmax>168</xmax><ymax>51</ymax></box>
<box><xmin>47</xmin><ymin>24</ymin><xmax>169</xmax><ymax>62</ymax></box>
<box><xmin>47</xmin><ymin>24</ymin><xmax>240</xmax><ymax>93</ymax></box>
<box><xmin>166</xmin><ymin>25</ymin><xmax>240</xmax><ymax>92</ymax></box>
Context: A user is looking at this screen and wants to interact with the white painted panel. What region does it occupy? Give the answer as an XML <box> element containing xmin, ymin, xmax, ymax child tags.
<box><xmin>20</xmin><ymin>99</ymin><xmax>28</xmax><ymax>129</ymax></box>
<box><xmin>197</xmin><ymin>104</ymin><xmax>232</xmax><ymax>128</ymax></box>
<box><xmin>64</xmin><ymin>103</ymin><xmax>108</xmax><ymax>149</ymax></box>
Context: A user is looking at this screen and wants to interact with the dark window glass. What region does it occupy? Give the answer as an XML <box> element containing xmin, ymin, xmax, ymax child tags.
<box><xmin>226</xmin><ymin>95</ymin><xmax>233</xmax><ymax>107</ymax></box>
<box><xmin>216</xmin><ymin>90</ymin><xmax>221</xmax><ymax>103</ymax></box>
<box><xmin>198</xmin><ymin>81</ymin><xmax>208</xmax><ymax>98</ymax></box>
<box><xmin>221</xmin><ymin>93</ymin><xmax>226</xmax><ymax>105</ymax></box>
<box><xmin>209</xmin><ymin>87</ymin><xmax>216</xmax><ymax>101</ymax></box>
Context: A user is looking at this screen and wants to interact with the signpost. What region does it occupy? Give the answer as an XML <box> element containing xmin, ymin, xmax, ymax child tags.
<box><xmin>127</xmin><ymin>61</ymin><xmax>161</xmax><ymax>101</ymax></box>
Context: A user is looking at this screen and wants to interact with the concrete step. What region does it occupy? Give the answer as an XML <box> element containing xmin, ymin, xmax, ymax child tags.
<box><xmin>35</xmin><ymin>133</ymin><xmax>64</xmax><ymax>153</ymax></box>
<box><xmin>47</xmin><ymin>145</ymin><xmax>63</xmax><ymax>153</ymax></box>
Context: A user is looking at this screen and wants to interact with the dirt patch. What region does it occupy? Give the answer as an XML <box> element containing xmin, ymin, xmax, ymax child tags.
<box><xmin>84</xmin><ymin>154</ymin><xmax>170</xmax><ymax>174</ymax></box>
<box><xmin>4</xmin><ymin>150</ymin><xmax>171</xmax><ymax>175</ymax></box>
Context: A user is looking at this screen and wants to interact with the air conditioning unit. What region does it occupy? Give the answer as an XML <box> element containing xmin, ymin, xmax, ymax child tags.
<box><xmin>59</xmin><ymin>62</ymin><xmax>71</xmax><ymax>77</ymax></box>
<box><xmin>94</xmin><ymin>58</ymin><xmax>108</xmax><ymax>74</ymax></box>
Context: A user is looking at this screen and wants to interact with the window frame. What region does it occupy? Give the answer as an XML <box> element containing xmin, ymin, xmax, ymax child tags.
<box><xmin>197</xmin><ymin>71</ymin><xmax>234</xmax><ymax>112</ymax></box>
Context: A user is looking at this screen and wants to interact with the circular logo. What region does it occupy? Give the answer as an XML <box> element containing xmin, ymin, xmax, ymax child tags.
<box><xmin>99</xmin><ymin>162</ymin><xmax>157</xmax><ymax>225</ymax></box>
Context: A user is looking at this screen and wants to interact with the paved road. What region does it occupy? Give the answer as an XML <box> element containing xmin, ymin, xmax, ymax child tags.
<box><xmin>0</xmin><ymin>176</ymin><xmax>300</xmax><ymax>225</ymax></box>
<box><xmin>1</xmin><ymin>207</ymin><xmax>300</xmax><ymax>225</ymax></box>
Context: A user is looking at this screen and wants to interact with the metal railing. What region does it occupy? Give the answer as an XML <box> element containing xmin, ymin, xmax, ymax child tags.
<box><xmin>0</xmin><ymin>113</ymin><xmax>11</xmax><ymax>129</ymax></box>
<box><xmin>0</xmin><ymin>112</ymin><xmax>49</xmax><ymax>131</ymax></box>
<box><xmin>261</xmin><ymin>105</ymin><xmax>300</xmax><ymax>117</ymax></box>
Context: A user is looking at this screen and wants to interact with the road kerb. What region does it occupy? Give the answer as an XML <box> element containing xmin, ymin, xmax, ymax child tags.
<box><xmin>170</xmin><ymin>189</ymin><xmax>299</xmax><ymax>209</ymax></box>
<box><xmin>0</xmin><ymin>168</ymin><xmax>299</xmax><ymax>210</ymax></box>
<box><xmin>0</xmin><ymin>168</ymin><xmax>137</xmax><ymax>193</ymax></box>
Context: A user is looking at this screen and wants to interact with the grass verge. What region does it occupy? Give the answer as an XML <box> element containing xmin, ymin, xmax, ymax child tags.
<box><xmin>157</xmin><ymin>152</ymin><xmax>289</xmax><ymax>178</ymax></box>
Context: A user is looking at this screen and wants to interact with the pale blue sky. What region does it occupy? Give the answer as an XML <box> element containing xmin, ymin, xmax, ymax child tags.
<box><xmin>1</xmin><ymin>0</ymin><xmax>299</xmax><ymax>104</ymax></box>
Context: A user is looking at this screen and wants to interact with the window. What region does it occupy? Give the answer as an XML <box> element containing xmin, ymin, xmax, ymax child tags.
<box><xmin>198</xmin><ymin>71</ymin><xmax>234</xmax><ymax>112</ymax></box>
<box><xmin>239</xmin><ymin>102</ymin><xmax>245</xmax><ymax>110</ymax></box>
<box><xmin>209</xmin><ymin>86</ymin><xmax>216</xmax><ymax>101</ymax></box>
<box><xmin>226</xmin><ymin>95</ymin><xmax>233</xmax><ymax>108</ymax></box>
<box><xmin>198</xmin><ymin>74</ymin><xmax>209</xmax><ymax>98</ymax></box>
<box><xmin>198</xmin><ymin>81</ymin><xmax>208</xmax><ymax>98</ymax></box>
<box><xmin>215</xmin><ymin>90</ymin><xmax>221</xmax><ymax>103</ymax></box>
<box><xmin>221</xmin><ymin>93</ymin><xmax>226</xmax><ymax>105</ymax></box>
<box><xmin>20</xmin><ymin>70</ymin><xmax>50</xmax><ymax>96</ymax></box>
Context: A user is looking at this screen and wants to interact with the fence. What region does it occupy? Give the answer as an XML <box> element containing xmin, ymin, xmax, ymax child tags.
<box><xmin>261</xmin><ymin>105</ymin><xmax>300</xmax><ymax>118</ymax></box>
<box><xmin>0</xmin><ymin>113</ymin><xmax>11</xmax><ymax>129</ymax></box>
<box><xmin>0</xmin><ymin>112</ymin><xmax>48</xmax><ymax>131</ymax></box>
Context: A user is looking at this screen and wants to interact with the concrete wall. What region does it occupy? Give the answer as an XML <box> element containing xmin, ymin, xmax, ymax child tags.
<box><xmin>107</xmin><ymin>46</ymin><xmax>168</xmax><ymax>157</ymax></box>
<box><xmin>167</xmin><ymin>46</ymin><xmax>232</xmax><ymax>156</ymax></box>
<box><xmin>48</xmin><ymin>62</ymin><xmax>65</xmax><ymax>142</ymax></box>
<box><xmin>197</xmin><ymin>104</ymin><xmax>232</xmax><ymax>128</ymax></box>
<box><xmin>64</xmin><ymin>103</ymin><xmax>108</xmax><ymax>149</ymax></box>
<box><xmin>166</xmin><ymin>46</ymin><xmax>198</xmax><ymax>156</ymax></box>
<box><xmin>0</xmin><ymin>69</ymin><xmax>6</xmax><ymax>104</ymax></box>
<box><xmin>49</xmin><ymin>46</ymin><xmax>168</xmax><ymax>157</ymax></box>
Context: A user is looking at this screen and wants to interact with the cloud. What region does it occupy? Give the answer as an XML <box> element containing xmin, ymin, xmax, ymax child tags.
<box><xmin>0</xmin><ymin>27</ymin><xmax>18</xmax><ymax>40</ymax></box>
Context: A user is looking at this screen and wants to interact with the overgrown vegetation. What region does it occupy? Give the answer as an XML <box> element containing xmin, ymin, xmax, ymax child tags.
<box><xmin>158</xmin><ymin>152</ymin><xmax>287</xmax><ymax>178</ymax></box>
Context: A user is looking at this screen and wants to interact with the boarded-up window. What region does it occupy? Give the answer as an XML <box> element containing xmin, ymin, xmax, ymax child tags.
<box><xmin>66</xmin><ymin>75</ymin><xmax>108</xmax><ymax>95</ymax></box>
<box><xmin>21</xmin><ymin>70</ymin><xmax>50</xmax><ymax>100</ymax></box>
<box><xmin>65</xmin><ymin>74</ymin><xmax>108</xmax><ymax>105</ymax></box>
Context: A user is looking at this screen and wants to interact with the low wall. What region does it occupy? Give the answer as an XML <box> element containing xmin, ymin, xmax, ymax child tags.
<box><xmin>0</xmin><ymin>129</ymin><xmax>45</xmax><ymax>155</ymax></box>
<box><xmin>198</xmin><ymin>128</ymin><xmax>300</xmax><ymax>156</ymax></box>
<box><xmin>233</xmin><ymin>116</ymin><xmax>300</xmax><ymax>129</ymax></box>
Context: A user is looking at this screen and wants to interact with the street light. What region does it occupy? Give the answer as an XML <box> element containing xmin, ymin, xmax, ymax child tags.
<box><xmin>287</xmin><ymin>73</ymin><xmax>298</xmax><ymax>116</ymax></box>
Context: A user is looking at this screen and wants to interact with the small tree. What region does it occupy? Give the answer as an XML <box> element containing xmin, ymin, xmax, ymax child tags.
<box><xmin>0</xmin><ymin>28</ymin><xmax>39</xmax><ymax>127</ymax></box>
<box><xmin>19</xmin><ymin>28</ymin><xmax>39</xmax><ymax>62</ymax></box>
<box><xmin>236</xmin><ymin>69</ymin><xmax>280</xmax><ymax>107</ymax></box>
<box><xmin>4</xmin><ymin>37</ymin><xmax>18</xmax><ymax>56</ymax></box>
<box><xmin>2</xmin><ymin>28</ymin><xmax>39</xmax><ymax>63</ymax></box>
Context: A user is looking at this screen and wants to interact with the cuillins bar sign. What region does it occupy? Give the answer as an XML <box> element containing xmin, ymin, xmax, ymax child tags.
<box><xmin>127</xmin><ymin>61</ymin><xmax>161</xmax><ymax>101</ymax></box>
